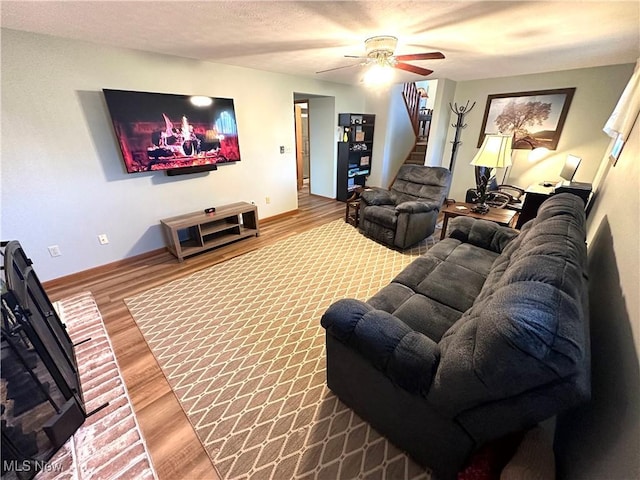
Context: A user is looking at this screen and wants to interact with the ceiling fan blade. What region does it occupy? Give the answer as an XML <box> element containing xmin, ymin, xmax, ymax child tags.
<box><xmin>394</xmin><ymin>62</ymin><xmax>434</xmax><ymax>76</ymax></box>
<box><xmin>395</xmin><ymin>52</ymin><xmax>445</xmax><ymax>61</ymax></box>
<box><xmin>344</xmin><ymin>55</ymin><xmax>367</xmax><ymax>59</ymax></box>
<box><xmin>316</xmin><ymin>63</ymin><xmax>363</xmax><ymax>74</ymax></box>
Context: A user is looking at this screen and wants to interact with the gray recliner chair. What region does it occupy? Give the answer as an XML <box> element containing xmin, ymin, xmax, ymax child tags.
<box><xmin>359</xmin><ymin>165</ymin><xmax>451</xmax><ymax>249</ymax></box>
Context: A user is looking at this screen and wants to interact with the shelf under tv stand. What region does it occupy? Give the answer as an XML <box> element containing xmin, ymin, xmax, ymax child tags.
<box><xmin>160</xmin><ymin>201</ymin><xmax>259</xmax><ymax>262</ymax></box>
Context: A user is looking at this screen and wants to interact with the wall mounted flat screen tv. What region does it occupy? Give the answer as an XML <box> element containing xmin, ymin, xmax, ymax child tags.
<box><xmin>103</xmin><ymin>89</ymin><xmax>241</xmax><ymax>174</ymax></box>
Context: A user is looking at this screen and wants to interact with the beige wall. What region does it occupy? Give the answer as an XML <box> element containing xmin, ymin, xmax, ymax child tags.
<box><xmin>555</xmin><ymin>114</ymin><xmax>639</xmax><ymax>479</ymax></box>
<box><xmin>366</xmin><ymin>84</ymin><xmax>414</xmax><ymax>189</ymax></box>
<box><xmin>426</xmin><ymin>78</ymin><xmax>457</xmax><ymax>169</ymax></box>
<box><xmin>1</xmin><ymin>29</ymin><xmax>365</xmax><ymax>280</ymax></box>
<box><xmin>442</xmin><ymin>64</ymin><xmax>634</xmax><ymax>201</ymax></box>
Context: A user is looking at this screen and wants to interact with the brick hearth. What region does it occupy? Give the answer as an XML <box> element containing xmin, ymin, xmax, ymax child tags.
<box><xmin>38</xmin><ymin>292</ymin><xmax>157</xmax><ymax>480</ymax></box>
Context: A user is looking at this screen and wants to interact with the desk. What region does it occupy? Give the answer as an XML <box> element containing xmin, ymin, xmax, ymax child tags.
<box><xmin>516</xmin><ymin>182</ymin><xmax>592</xmax><ymax>228</ymax></box>
<box><xmin>440</xmin><ymin>202</ymin><xmax>518</xmax><ymax>240</ymax></box>
<box><xmin>516</xmin><ymin>184</ymin><xmax>554</xmax><ymax>229</ymax></box>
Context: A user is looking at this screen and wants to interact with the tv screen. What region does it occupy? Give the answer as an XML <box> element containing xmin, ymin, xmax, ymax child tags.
<box><xmin>103</xmin><ymin>89</ymin><xmax>241</xmax><ymax>173</ymax></box>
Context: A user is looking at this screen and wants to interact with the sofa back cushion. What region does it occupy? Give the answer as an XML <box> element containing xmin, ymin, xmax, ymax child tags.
<box><xmin>428</xmin><ymin>194</ymin><xmax>589</xmax><ymax>416</ymax></box>
<box><xmin>368</xmin><ymin>239</ymin><xmax>500</xmax><ymax>342</ymax></box>
<box><xmin>390</xmin><ymin>165</ymin><xmax>451</xmax><ymax>206</ymax></box>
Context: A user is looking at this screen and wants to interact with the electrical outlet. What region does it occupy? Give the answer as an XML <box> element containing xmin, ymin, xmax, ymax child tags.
<box><xmin>265</xmin><ymin>196</ymin><xmax>271</xmax><ymax>204</ymax></box>
<box><xmin>279</xmin><ymin>146</ymin><xmax>285</xmax><ymax>154</ymax></box>
<box><xmin>48</xmin><ymin>245</ymin><xmax>62</xmax><ymax>257</ymax></box>
<box><xmin>98</xmin><ymin>234</ymin><xmax>109</xmax><ymax>245</ymax></box>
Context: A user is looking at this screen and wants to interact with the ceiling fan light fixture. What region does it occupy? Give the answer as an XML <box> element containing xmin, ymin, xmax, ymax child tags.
<box><xmin>318</xmin><ymin>35</ymin><xmax>443</xmax><ymax>80</ymax></box>
<box><xmin>364</xmin><ymin>35</ymin><xmax>398</xmax><ymax>58</ymax></box>
<box><xmin>363</xmin><ymin>62</ymin><xmax>395</xmax><ymax>86</ymax></box>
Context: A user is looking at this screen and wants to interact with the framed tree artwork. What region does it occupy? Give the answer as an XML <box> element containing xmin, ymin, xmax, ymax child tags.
<box><xmin>477</xmin><ymin>88</ymin><xmax>576</xmax><ymax>149</ymax></box>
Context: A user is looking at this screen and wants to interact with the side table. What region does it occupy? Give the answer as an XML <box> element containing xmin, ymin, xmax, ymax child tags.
<box><xmin>345</xmin><ymin>198</ymin><xmax>361</xmax><ymax>227</ymax></box>
<box><xmin>440</xmin><ymin>202</ymin><xmax>518</xmax><ymax>240</ymax></box>
<box><xmin>345</xmin><ymin>186</ymin><xmax>368</xmax><ymax>227</ymax></box>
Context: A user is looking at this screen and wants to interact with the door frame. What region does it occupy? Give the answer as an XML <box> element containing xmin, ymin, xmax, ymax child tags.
<box><xmin>294</xmin><ymin>100</ymin><xmax>308</xmax><ymax>191</ymax></box>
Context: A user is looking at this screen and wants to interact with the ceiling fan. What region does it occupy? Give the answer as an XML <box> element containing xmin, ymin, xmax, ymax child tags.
<box><xmin>317</xmin><ymin>35</ymin><xmax>445</xmax><ymax>77</ymax></box>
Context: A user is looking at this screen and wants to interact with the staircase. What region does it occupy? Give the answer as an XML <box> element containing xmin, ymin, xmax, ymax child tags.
<box><xmin>405</xmin><ymin>139</ymin><xmax>428</xmax><ymax>165</ymax></box>
<box><xmin>401</xmin><ymin>82</ymin><xmax>427</xmax><ymax>166</ymax></box>
<box><xmin>387</xmin><ymin>83</ymin><xmax>430</xmax><ymax>188</ymax></box>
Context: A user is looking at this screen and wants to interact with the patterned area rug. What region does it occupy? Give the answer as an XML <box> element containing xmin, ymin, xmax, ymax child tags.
<box><xmin>125</xmin><ymin>220</ymin><xmax>440</xmax><ymax>479</ymax></box>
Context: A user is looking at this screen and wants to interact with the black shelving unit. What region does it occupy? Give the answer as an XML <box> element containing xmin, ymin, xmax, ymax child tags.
<box><xmin>337</xmin><ymin>113</ymin><xmax>375</xmax><ymax>202</ymax></box>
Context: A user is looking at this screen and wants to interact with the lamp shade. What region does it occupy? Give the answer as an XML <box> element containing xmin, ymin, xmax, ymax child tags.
<box><xmin>471</xmin><ymin>134</ymin><xmax>513</xmax><ymax>168</ymax></box>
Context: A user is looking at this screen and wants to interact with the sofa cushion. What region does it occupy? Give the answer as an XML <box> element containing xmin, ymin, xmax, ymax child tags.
<box><xmin>475</xmin><ymin>194</ymin><xmax>586</xmax><ymax>304</ymax></box>
<box><xmin>389</xmin><ymin>294</ymin><xmax>463</xmax><ymax>341</ymax></box>
<box><xmin>360</xmin><ymin>187</ymin><xmax>395</xmax><ymax>206</ymax></box>
<box><xmin>396</xmin><ymin>200</ymin><xmax>440</xmax><ymax>214</ymax></box>
<box><xmin>413</xmin><ymin>260</ymin><xmax>490</xmax><ymax>313</ymax></box>
<box><xmin>391</xmin><ymin>165</ymin><xmax>452</xmax><ymax>204</ymax></box>
<box><xmin>362</xmin><ymin>204</ymin><xmax>397</xmax><ymax>229</ymax></box>
<box><xmin>367</xmin><ymin>238</ymin><xmax>500</xmax><ymax>342</ymax></box>
<box><xmin>428</xmin><ymin>193</ymin><xmax>589</xmax><ymax>414</ymax></box>
<box><xmin>321</xmin><ymin>299</ymin><xmax>440</xmax><ymax>396</ymax></box>
<box><xmin>447</xmin><ymin>216</ymin><xmax>519</xmax><ymax>253</ymax></box>
<box><xmin>392</xmin><ymin>240</ymin><xmax>497</xmax><ymax>303</ymax></box>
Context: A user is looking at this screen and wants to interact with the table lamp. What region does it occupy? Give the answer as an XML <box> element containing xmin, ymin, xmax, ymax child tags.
<box><xmin>470</xmin><ymin>134</ymin><xmax>513</xmax><ymax>213</ymax></box>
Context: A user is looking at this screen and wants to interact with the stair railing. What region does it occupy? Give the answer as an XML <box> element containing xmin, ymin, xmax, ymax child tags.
<box><xmin>402</xmin><ymin>82</ymin><xmax>420</xmax><ymax>136</ymax></box>
<box><xmin>387</xmin><ymin>83</ymin><xmax>424</xmax><ymax>188</ymax></box>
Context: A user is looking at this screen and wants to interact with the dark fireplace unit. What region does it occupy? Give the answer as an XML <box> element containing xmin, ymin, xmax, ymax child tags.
<box><xmin>1</xmin><ymin>241</ymin><xmax>86</xmax><ymax>480</ymax></box>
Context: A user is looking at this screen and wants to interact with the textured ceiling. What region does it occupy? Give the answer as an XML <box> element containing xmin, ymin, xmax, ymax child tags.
<box><xmin>1</xmin><ymin>1</ymin><xmax>639</xmax><ymax>85</ymax></box>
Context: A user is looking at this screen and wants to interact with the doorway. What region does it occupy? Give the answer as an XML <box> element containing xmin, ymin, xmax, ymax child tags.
<box><xmin>294</xmin><ymin>100</ymin><xmax>310</xmax><ymax>192</ymax></box>
<box><xmin>293</xmin><ymin>93</ymin><xmax>336</xmax><ymax>199</ymax></box>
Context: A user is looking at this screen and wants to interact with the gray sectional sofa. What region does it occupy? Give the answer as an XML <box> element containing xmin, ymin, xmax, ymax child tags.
<box><xmin>321</xmin><ymin>193</ymin><xmax>590</xmax><ymax>479</ymax></box>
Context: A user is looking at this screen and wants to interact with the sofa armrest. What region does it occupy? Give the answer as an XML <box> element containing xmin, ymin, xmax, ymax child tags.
<box><xmin>396</xmin><ymin>200</ymin><xmax>440</xmax><ymax>214</ymax></box>
<box><xmin>448</xmin><ymin>216</ymin><xmax>518</xmax><ymax>253</ymax></box>
<box><xmin>321</xmin><ymin>299</ymin><xmax>440</xmax><ymax>397</ymax></box>
<box><xmin>361</xmin><ymin>188</ymin><xmax>394</xmax><ymax>206</ymax></box>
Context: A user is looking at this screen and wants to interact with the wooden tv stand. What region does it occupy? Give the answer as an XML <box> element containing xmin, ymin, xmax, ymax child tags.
<box><xmin>160</xmin><ymin>202</ymin><xmax>259</xmax><ymax>262</ymax></box>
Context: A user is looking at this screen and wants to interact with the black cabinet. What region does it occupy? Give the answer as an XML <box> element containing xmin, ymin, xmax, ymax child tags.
<box><xmin>337</xmin><ymin>113</ymin><xmax>375</xmax><ymax>202</ymax></box>
<box><xmin>515</xmin><ymin>182</ymin><xmax>592</xmax><ymax>229</ymax></box>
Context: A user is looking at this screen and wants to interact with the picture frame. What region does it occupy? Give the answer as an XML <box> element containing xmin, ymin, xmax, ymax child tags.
<box><xmin>477</xmin><ymin>87</ymin><xmax>576</xmax><ymax>149</ymax></box>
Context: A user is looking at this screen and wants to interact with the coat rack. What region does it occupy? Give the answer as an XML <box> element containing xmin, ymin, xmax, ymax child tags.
<box><xmin>448</xmin><ymin>100</ymin><xmax>476</xmax><ymax>171</ymax></box>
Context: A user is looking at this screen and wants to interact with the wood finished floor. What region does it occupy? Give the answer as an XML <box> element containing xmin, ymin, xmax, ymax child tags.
<box><xmin>45</xmin><ymin>187</ymin><xmax>345</xmax><ymax>480</ymax></box>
